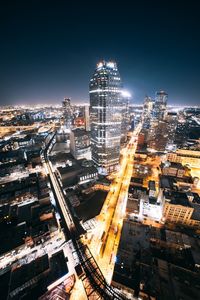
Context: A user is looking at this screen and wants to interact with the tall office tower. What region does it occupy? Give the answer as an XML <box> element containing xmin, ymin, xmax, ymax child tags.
<box><xmin>174</xmin><ymin>112</ymin><xmax>189</xmax><ymax>147</ymax></box>
<box><xmin>62</xmin><ymin>97</ymin><xmax>72</xmax><ymax>130</ymax></box>
<box><xmin>153</xmin><ymin>90</ymin><xmax>168</xmax><ymax>120</ymax></box>
<box><xmin>147</xmin><ymin>120</ymin><xmax>169</xmax><ymax>151</ymax></box>
<box><xmin>84</xmin><ymin>105</ymin><xmax>90</xmax><ymax>131</ymax></box>
<box><xmin>121</xmin><ymin>91</ymin><xmax>130</xmax><ymax>144</ymax></box>
<box><xmin>142</xmin><ymin>95</ymin><xmax>154</xmax><ymax>129</ymax></box>
<box><xmin>89</xmin><ymin>60</ymin><xmax>123</xmax><ymax>173</ymax></box>
<box><xmin>165</xmin><ymin>112</ymin><xmax>178</xmax><ymax>146</ymax></box>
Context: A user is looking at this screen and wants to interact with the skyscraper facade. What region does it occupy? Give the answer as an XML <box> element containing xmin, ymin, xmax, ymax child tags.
<box><xmin>153</xmin><ymin>90</ymin><xmax>168</xmax><ymax>120</ymax></box>
<box><xmin>145</xmin><ymin>90</ymin><xmax>170</xmax><ymax>152</ymax></box>
<box><xmin>165</xmin><ymin>112</ymin><xmax>178</xmax><ymax>147</ymax></box>
<box><xmin>120</xmin><ymin>91</ymin><xmax>130</xmax><ymax>144</ymax></box>
<box><xmin>62</xmin><ymin>97</ymin><xmax>72</xmax><ymax>130</ymax></box>
<box><xmin>147</xmin><ymin>120</ymin><xmax>169</xmax><ymax>151</ymax></box>
<box><xmin>89</xmin><ymin>61</ymin><xmax>123</xmax><ymax>173</ymax></box>
<box><xmin>142</xmin><ymin>95</ymin><xmax>154</xmax><ymax>129</ymax></box>
<box><xmin>84</xmin><ymin>105</ymin><xmax>90</xmax><ymax>132</ymax></box>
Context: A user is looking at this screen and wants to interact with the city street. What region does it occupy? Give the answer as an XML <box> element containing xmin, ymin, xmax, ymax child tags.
<box><xmin>87</xmin><ymin>125</ymin><xmax>141</xmax><ymax>283</ymax></box>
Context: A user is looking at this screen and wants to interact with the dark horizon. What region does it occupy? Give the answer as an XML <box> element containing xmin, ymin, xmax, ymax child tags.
<box><xmin>1</xmin><ymin>1</ymin><xmax>200</xmax><ymax>106</ymax></box>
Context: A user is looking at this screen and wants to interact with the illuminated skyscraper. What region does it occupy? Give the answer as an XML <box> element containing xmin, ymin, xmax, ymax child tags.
<box><xmin>147</xmin><ymin>120</ymin><xmax>169</xmax><ymax>151</ymax></box>
<box><xmin>165</xmin><ymin>112</ymin><xmax>178</xmax><ymax>146</ymax></box>
<box><xmin>62</xmin><ymin>97</ymin><xmax>72</xmax><ymax>129</ymax></box>
<box><xmin>121</xmin><ymin>91</ymin><xmax>130</xmax><ymax>144</ymax></box>
<box><xmin>89</xmin><ymin>61</ymin><xmax>123</xmax><ymax>173</ymax></box>
<box><xmin>153</xmin><ymin>90</ymin><xmax>168</xmax><ymax>120</ymax></box>
<box><xmin>142</xmin><ymin>95</ymin><xmax>154</xmax><ymax>129</ymax></box>
<box><xmin>84</xmin><ymin>104</ymin><xmax>90</xmax><ymax>132</ymax></box>
<box><xmin>146</xmin><ymin>91</ymin><xmax>170</xmax><ymax>151</ymax></box>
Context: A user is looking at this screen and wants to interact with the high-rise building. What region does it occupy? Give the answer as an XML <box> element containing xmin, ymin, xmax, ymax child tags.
<box><xmin>146</xmin><ymin>91</ymin><xmax>171</xmax><ymax>151</ymax></box>
<box><xmin>142</xmin><ymin>95</ymin><xmax>154</xmax><ymax>129</ymax></box>
<box><xmin>147</xmin><ymin>120</ymin><xmax>169</xmax><ymax>151</ymax></box>
<box><xmin>84</xmin><ymin>105</ymin><xmax>90</xmax><ymax>131</ymax></box>
<box><xmin>174</xmin><ymin>112</ymin><xmax>189</xmax><ymax>147</ymax></box>
<box><xmin>165</xmin><ymin>112</ymin><xmax>178</xmax><ymax>147</ymax></box>
<box><xmin>121</xmin><ymin>91</ymin><xmax>130</xmax><ymax>144</ymax></box>
<box><xmin>140</xmin><ymin>96</ymin><xmax>155</xmax><ymax>147</ymax></box>
<box><xmin>89</xmin><ymin>60</ymin><xmax>123</xmax><ymax>173</ymax></box>
<box><xmin>62</xmin><ymin>97</ymin><xmax>72</xmax><ymax>129</ymax></box>
<box><xmin>153</xmin><ymin>90</ymin><xmax>168</xmax><ymax>121</ymax></box>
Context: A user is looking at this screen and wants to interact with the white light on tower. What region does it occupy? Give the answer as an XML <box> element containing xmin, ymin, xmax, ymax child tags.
<box><xmin>106</xmin><ymin>62</ymin><xmax>115</xmax><ymax>69</ymax></box>
<box><xmin>121</xmin><ymin>90</ymin><xmax>131</xmax><ymax>98</ymax></box>
<box><xmin>97</xmin><ymin>62</ymin><xmax>103</xmax><ymax>69</ymax></box>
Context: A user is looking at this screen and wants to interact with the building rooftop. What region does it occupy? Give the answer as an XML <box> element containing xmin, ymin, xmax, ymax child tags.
<box><xmin>164</xmin><ymin>191</ymin><xmax>192</xmax><ymax>207</ymax></box>
<box><xmin>148</xmin><ymin>180</ymin><xmax>156</xmax><ymax>190</ymax></box>
<box><xmin>191</xmin><ymin>203</ymin><xmax>200</xmax><ymax>221</ymax></box>
<box><xmin>130</xmin><ymin>177</ymin><xmax>143</xmax><ymax>184</ymax></box>
<box><xmin>74</xmin><ymin>190</ymin><xmax>107</xmax><ymax>222</ymax></box>
<box><xmin>159</xmin><ymin>175</ymin><xmax>177</xmax><ymax>190</ymax></box>
<box><xmin>191</xmin><ymin>192</ymin><xmax>200</xmax><ymax>204</ymax></box>
<box><xmin>71</xmin><ymin>128</ymin><xmax>89</xmax><ymax>136</ymax></box>
<box><xmin>112</xmin><ymin>221</ymin><xmax>200</xmax><ymax>298</ymax></box>
<box><xmin>165</xmin><ymin>230</ymin><xmax>190</xmax><ymax>246</ymax></box>
<box><xmin>79</xmin><ymin>166</ymin><xmax>98</xmax><ymax>177</ymax></box>
<box><xmin>176</xmin><ymin>149</ymin><xmax>200</xmax><ymax>157</ymax></box>
<box><xmin>57</xmin><ymin>161</ymin><xmax>98</xmax><ymax>188</ymax></box>
<box><xmin>126</xmin><ymin>198</ymin><xmax>139</xmax><ymax>214</ymax></box>
<box><xmin>2</xmin><ymin>250</ymin><xmax>68</xmax><ymax>300</ymax></box>
<box><xmin>162</xmin><ymin>162</ymin><xmax>185</xmax><ymax>170</ymax></box>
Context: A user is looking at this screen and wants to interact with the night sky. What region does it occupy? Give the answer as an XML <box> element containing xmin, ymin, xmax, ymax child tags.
<box><xmin>1</xmin><ymin>1</ymin><xmax>200</xmax><ymax>106</ymax></box>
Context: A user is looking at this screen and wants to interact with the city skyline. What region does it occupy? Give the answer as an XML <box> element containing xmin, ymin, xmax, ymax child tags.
<box><xmin>1</xmin><ymin>1</ymin><xmax>200</xmax><ymax>106</ymax></box>
<box><xmin>1</xmin><ymin>2</ymin><xmax>200</xmax><ymax>300</ymax></box>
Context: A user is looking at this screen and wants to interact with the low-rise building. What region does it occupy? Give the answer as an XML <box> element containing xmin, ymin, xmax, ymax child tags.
<box><xmin>57</xmin><ymin>160</ymin><xmax>98</xmax><ymax>188</ymax></box>
<box><xmin>70</xmin><ymin>128</ymin><xmax>91</xmax><ymax>160</ymax></box>
<box><xmin>163</xmin><ymin>191</ymin><xmax>200</xmax><ymax>228</ymax></box>
<box><xmin>112</xmin><ymin>221</ymin><xmax>200</xmax><ymax>300</ymax></box>
<box><xmin>162</xmin><ymin>162</ymin><xmax>186</xmax><ymax>178</ymax></box>
<box><xmin>167</xmin><ymin>149</ymin><xmax>200</xmax><ymax>168</ymax></box>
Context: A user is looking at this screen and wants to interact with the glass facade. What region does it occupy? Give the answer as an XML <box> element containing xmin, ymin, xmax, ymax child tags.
<box><xmin>62</xmin><ymin>98</ymin><xmax>72</xmax><ymax>129</ymax></box>
<box><xmin>153</xmin><ymin>91</ymin><xmax>168</xmax><ymax>120</ymax></box>
<box><xmin>89</xmin><ymin>61</ymin><xmax>123</xmax><ymax>173</ymax></box>
<box><xmin>142</xmin><ymin>96</ymin><xmax>154</xmax><ymax>129</ymax></box>
<box><xmin>120</xmin><ymin>92</ymin><xmax>130</xmax><ymax>144</ymax></box>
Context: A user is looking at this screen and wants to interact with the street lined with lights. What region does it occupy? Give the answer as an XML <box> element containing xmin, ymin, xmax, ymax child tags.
<box><xmin>87</xmin><ymin>124</ymin><xmax>141</xmax><ymax>282</ymax></box>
